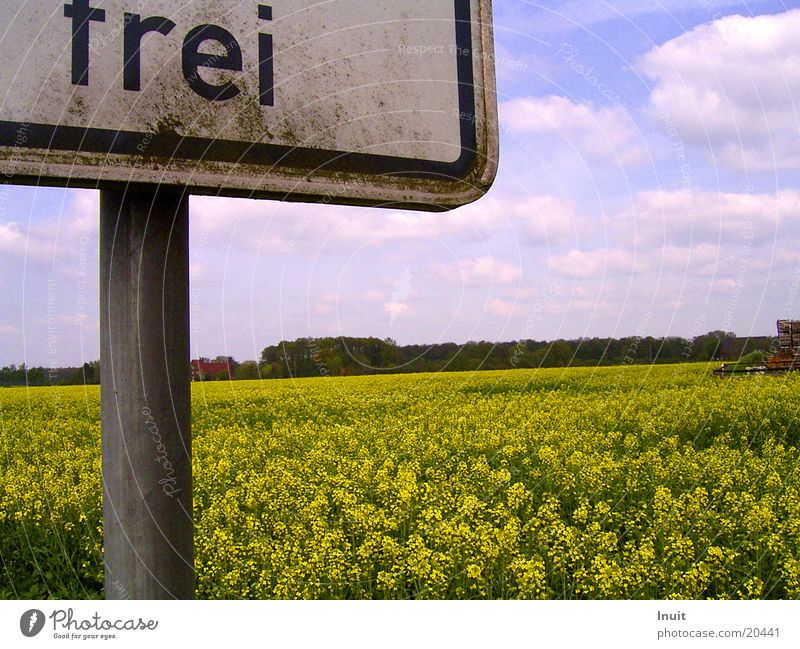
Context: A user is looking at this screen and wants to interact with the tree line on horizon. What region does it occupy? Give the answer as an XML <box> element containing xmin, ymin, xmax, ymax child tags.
<box><xmin>254</xmin><ymin>331</ymin><xmax>767</xmax><ymax>379</ymax></box>
<box><xmin>0</xmin><ymin>331</ymin><xmax>776</xmax><ymax>387</ymax></box>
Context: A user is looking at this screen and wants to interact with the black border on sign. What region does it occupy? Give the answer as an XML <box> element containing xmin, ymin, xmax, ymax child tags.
<box><xmin>0</xmin><ymin>0</ymin><xmax>477</xmax><ymax>180</ymax></box>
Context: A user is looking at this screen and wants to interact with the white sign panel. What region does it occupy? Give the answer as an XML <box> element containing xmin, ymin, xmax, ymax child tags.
<box><xmin>0</xmin><ymin>1</ymin><xmax>498</xmax><ymax>209</ymax></box>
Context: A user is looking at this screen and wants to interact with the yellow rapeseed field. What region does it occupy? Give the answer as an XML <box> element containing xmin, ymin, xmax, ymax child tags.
<box><xmin>1</xmin><ymin>363</ymin><xmax>799</xmax><ymax>599</ymax></box>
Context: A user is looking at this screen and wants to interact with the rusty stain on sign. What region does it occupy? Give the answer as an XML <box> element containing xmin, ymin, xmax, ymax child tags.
<box><xmin>0</xmin><ymin>0</ymin><xmax>498</xmax><ymax>210</ymax></box>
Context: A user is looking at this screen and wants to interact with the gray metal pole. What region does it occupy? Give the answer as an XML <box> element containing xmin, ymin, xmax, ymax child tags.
<box><xmin>100</xmin><ymin>185</ymin><xmax>193</xmax><ymax>599</ymax></box>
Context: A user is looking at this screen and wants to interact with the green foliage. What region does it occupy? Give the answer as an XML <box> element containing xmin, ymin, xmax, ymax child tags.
<box><xmin>721</xmin><ymin>351</ymin><xmax>769</xmax><ymax>373</ymax></box>
<box><xmin>740</xmin><ymin>350</ymin><xmax>767</xmax><ymax>365</ymax></box>
<box><xmin>234</xmin><ymin>361</ymin><xmax>261</xmax><ymax>380</ymax></box>
<box><xmin>257</xmin><ymin>332</ymin><xmax>768</xmax><ymax>379</ymax></box>
<box><xmin>61</xmin><ymin>361</ymin><xmax>101</xmax><ymax>386</ymax></box>
<box><xmin>0</xmin><ymin>362</ymin><xmax>98</xmax><ymax>387</ymax></box>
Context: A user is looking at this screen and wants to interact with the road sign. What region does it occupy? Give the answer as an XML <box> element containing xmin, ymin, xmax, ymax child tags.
<box><xmin>0</xmin><ymin>0</ymin><xmax>498</xmax><ymax>209</ymax></box>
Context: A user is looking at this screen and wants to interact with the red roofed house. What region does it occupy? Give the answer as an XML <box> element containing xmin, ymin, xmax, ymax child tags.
<box><xmin>191</xmin><ymin>357</ymin><xmax>235</xmax><ymax>381</ymax></box>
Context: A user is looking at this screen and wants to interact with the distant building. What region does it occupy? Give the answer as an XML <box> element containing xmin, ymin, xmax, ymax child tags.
<box><xmin>190</xmin><ymin>358</ymin><xmax>234</xmax><ymax>381</ymax></box>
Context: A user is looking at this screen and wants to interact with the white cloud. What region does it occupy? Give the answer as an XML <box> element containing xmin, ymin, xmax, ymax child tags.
<box><xmin>490</xmin><ymin>42</ymin><xmax>544</xmax><ymax>82</ymax></box>
<box><xmin>639</xmin><ymin>9</ymin><xmax>800</xmax><ymax>170</ymax></box>
<box><xmin>432</xmin><ymin>256</ymin><xmax>523</xmax><ymax>287</ymax></box>
<box><xmin>547</xmin><ymin>187</ymin><xmax>800</xmax><ymax>283</ymax></box>
<box><xmin>383</xmin><ymin>302</ymin><xmax>410</xmax><ymax>317</ymax></box>
<box><xmin>548</xmin><ymin>248</ymin><xmax>644</xmax><ymax>278</ymax></box>
<box><xmin>0</xmin><ymin>189</ymin><xmax>97</xmax><ymax>264</ymax></box>
<box><xmin>547</xmin><ymin>242</ymin><xmax>725</xmax><ymax>279</ymax></box>
<box><xmin>610</xmin><ymin>189</ymin><xmax>800</xmax><ymax>247</ymax></box>
<box><xmin>505</xmin><ymin>196</ymin><xmax>583</xmax><ymax>244</ymax></box>
<box><xmin>65</xmin><ymin>190</ymin><xmax>98</xmax><ymax>236</ymax></box>
<box><xmin>189</xmin><ymin>184</ymin><xmax>800</xmax><ymax>350</ymax></box>
<box><xmin>659</xmin><ymin>244</ymin><xmax>722</xmax><ymax>275</ymax></box>
<box><xmin>500</xmin><ymin>95</ymin><xmax>646</xmax><ymax>165</ymax></box>
<box><xmin>191</xmin><ymin>192</ymin><xmax>581</xmax><ymax>254</ymax></box>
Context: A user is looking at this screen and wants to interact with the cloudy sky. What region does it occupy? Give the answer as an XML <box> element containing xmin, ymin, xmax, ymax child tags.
<box><xmin>2</xmin><ymin>0</ymin><xmax>800</xmax><ymax>367</ymax></box>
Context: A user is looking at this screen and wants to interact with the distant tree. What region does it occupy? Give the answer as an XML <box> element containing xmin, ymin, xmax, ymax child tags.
<box><xmin>234</xmin><ymin>361</ymin><xmax>260</xmax><ymax>380</ymax></box>
<box><xmin>547</xmin><ymin>341</ymin><xmax>572</xmax><ymax>366</ymax></box>
<box><xmin>250</xmin><ymin>331</ymin><xmax>768</xmax><ymax>380</ymax></box>
<box><xmin>213</xmin><ymin>355</ymin><xmax>236</xmax><ymax>367</ymax></box>
<box><xmin>62</xmin><ymin>361</ymin><xmax>100</xmax><ymax>385</ymax></box>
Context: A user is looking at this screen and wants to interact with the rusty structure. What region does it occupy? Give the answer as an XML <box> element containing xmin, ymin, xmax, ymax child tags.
<box><xmin>768</xmin><ymin>320</ymin><xmax>800</xmax><ymax>371</ymax></box>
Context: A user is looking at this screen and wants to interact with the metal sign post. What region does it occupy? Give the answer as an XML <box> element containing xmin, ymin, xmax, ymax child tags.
<box><xmin>0</xmin><ymin>0</ymin><xmax>498</xmax><ymax>599</ymax></box>
<box><xmin>99</xmin><ymin>186</ymin><xmax>193</xmax><ymax>599</ymax></box>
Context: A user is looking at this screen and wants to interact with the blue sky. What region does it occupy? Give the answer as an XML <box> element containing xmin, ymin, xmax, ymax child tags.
<box><xmin>2</xmin><ymin>0</ymin><xmax>800</xmax><ymax>367</ymax></box>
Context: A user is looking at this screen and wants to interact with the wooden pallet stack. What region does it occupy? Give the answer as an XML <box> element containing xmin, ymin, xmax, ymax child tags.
<box><xmin>769</xmin><ymin>320</ymin><xmax>800</xmax><ymax>370</ymax></box>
